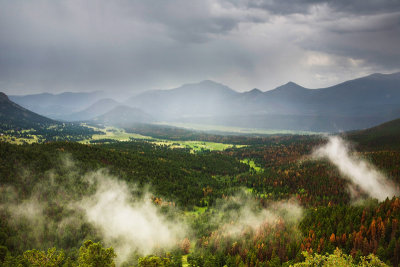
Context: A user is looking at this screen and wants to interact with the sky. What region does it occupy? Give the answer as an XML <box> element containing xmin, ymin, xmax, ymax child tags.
<box><xmin>1</xmin><ymin>0</ymin><xmax>400</xmax><ymax>95</ymax></box>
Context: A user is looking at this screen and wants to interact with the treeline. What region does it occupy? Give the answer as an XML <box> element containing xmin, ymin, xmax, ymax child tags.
<box><xmin>122</xmin><ymin>123</ymin><xmax>321</xmax><ymax>145</ymax></box>
<box><xmin>1</xmin><ymin>123</ymin><xmax>103</xmax><ymax>142</ymax></box>
<box><xmin>0</xmin><ymin>240</ymin><xmax>116</xmax><ymax>266</ymax></box>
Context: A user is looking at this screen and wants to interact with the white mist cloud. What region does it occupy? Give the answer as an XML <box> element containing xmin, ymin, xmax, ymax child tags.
<box><xmin>78</xmin><ymin>172</ymin><xmax>187</xmax><ymax>262</ymax></box>
<box><xmin>1</xmin><ymin>157</ymin><xmax>188</xmax><ymax>264</ymax></box>
<box><xmin>213</xmin><ymin>192</ymin><xmax>303</xmax><ymax>237</ymax></box>
<box><xmin>313</xmin><ymin>136</ymin><xmax>398</xmax><ymax>201</ymax></box>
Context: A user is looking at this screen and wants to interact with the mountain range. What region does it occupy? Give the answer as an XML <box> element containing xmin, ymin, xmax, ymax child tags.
<box><xmin>124</xmin><ymin>72</ymin><xmax>400</xmax><ymax>131</ymax></box>
<box><xmin>7</xmin><ymin>72</ymin><xmax>400</xmax><ymax>132</ymax></box>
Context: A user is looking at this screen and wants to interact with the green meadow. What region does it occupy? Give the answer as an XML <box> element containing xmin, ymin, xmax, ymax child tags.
<box><xmin>240</xmin><ymin>158</ymin><xmax>264</xmax><ymax>173</ymax></box>
<box><xmin>81</xmin><ymin>125</ymin><xmax>243</xmax><ymax>152</ymax></box>
<box><xmin>155</xmin><ymin>122</ymin><xmax>322</xmax><ymax>135</ymax></box>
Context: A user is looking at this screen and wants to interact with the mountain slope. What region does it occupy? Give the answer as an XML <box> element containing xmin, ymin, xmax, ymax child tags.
<box><xmin>346</xmin><ymin>117</ymin><xmax>400</xmax><ymax>150</ymax></box>
<box><xmin>0</xmin><ymin>92</ymin><xmax>56</xmax><ymax>130</ymax></box>
<box><xmin>306</xmin><ymin>72</ymin><xmax>400</xmax><ymax>116</ymax></box>
<box><xmin>65</xmin><ymin>98</ymin><xmax>120</xmax><ymax>121</ymax></box>
<box><xmin>93</xmin><ymin>105</ymin><xmax>154</xmax><ymax>126</ymax></box>
<box><xmin>9</xmin><ymin>91</ymin><xmax>106</xmax><ymax>119</ymax></box>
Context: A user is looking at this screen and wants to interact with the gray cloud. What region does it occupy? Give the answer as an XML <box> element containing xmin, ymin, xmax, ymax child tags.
<box><xmin>0</xmin><ymin>0</ymin><xmax>399</xmax><ymax>95</ymax></box>
<box><xmin>326</xmin><ymin>0</ymin><xmax>400</xmax><ymax>15</ymax></box>
<box><xmin>239</xmin><ymin>0</ymin><xmax>400</xmax><ymax>15</ymax></box>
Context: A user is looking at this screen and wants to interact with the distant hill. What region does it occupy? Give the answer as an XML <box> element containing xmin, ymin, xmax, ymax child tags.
<box><xmin>0</xmin><ymin>92</ymin><xmax>56</xmax><ymax>130</ymax></box>
<box><xmin>64</xmin><ymin>98</ymin><xmax>120</xmax><ymax>121</ymax></box>
<box><xmin>125</xmin><ymin>80</ymin><xmax>237</xmax><ymax>120</ymax></box>
<box><xmin>9</xmin><ymin>91</ymin><xmax>106</xmax><ymax>120</ymax></box>
<box><xmin>93</xmin><ymin>105</ymin><xmax>154</xmax><ymax>126</ymax></box>
<box><xmin>124</xmin><ymin>72</ymin><xmax>400</xmax><ymax>132</ymax></box>
<box><xmin>346</xmin><ymin>117</ymin><xmax>400</xmax><ymax>150</ymax></box>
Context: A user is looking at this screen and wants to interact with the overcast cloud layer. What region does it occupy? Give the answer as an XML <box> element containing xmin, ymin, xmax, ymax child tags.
<box><xmin>1</xmin><ymin>0</ymin><xmax>400</xmax><ymax>94</ymax></box>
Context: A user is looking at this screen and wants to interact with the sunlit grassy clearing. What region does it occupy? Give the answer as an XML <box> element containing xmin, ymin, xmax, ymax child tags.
<box><xmin>80</xmin><ymin>125</ymin><xmax>240</xmax><ymax>151</ymax></box>
<box><xmin>240</xmin><ymin>158</ymin><xmax>264</xmax><ymax>173</ymax></box>
<box><xmin>79</xmin><ymin>125</ymin><xmax>150</xmax><ymax>144</ymax></box>
<box><xmin>184</xmin><ymin>206</ymin><xmax>208</xmax><ymax>216</ymax></box>
<box><xmin>3</xmin><ymin>124</ymin><xmax>243</xmax><ymax>152</ymax></box>
<box><xmin>154</xmin><ymin>140</ymin><xmax>244</xmax><ymax>151</ymax></box>
<box><xmin>182</xmin><ymin>255</ymin><xmax>189</xmax><ymax>267</ymax></box>
<box><xmin>0</xmin><ymin>134</ymin><xmax>39</xmax><ymax>144</ymax></box>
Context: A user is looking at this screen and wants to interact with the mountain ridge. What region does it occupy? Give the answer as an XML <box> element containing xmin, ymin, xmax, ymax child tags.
<box><xmin>7</xmin><ymin>72</ymin><xmax>400</xmax><ymax>132</ymax></box>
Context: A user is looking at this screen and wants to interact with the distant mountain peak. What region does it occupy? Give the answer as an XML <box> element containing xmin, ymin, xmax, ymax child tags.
<box><xmin>175</xmin><ymin>80</ymin><xmax>237</xmax><ymax>95</ymax></box>
<box><xmin>189</xmin><ymin>80</ymin><xmax>234</xmax><ymax>91</ymax></box>
<box><xmin>177</xmin><ymin>80</ymin><xmax>222</xmax><ymax>88</ymax></box>
<box><xmin>273</xmin><ymin>81</ymin><xmax>306</xmax><ymax>92</ymax></box>
<box><xmin>285</xmin><ymin>81</ymin><xmax>301</xmax><ymax>87</ymax></box>
<box><xmin>199</xmin><ymin>79</ymin><xmax>220</xmax><ymax>85</ymax></box>
<box><xmin>246</xmin><ymin>88</ymin><xmax>263</xmax><ymax>94</ymax></box>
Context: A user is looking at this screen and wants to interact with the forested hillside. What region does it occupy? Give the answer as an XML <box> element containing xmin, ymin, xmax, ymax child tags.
<box><xmin>1</xmin><ymin>128</ymin><xmax>400</xmax><ymax>266</ymax></box>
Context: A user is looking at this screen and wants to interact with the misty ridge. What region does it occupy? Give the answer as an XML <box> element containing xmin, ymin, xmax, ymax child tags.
<box><xmin>9</xmin><ymin>72</ymin><xmax>400</xmax><ymax>132</ymax></box>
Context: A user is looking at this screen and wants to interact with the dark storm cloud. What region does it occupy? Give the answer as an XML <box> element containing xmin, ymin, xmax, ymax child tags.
<box><xmin>238</xmin><ymin>0</ymin><xmax>400</xmax><ymax>15</ymax></box>
<box><xmin>326</xmin><ymin>0</ymin><xmax>400</xmax><ymax>15</ymax></box>
<box><xmin>295</xmin><ymin>10</ymin><xmax>400</xmax><ymax>70</ymax></box>
<box><xmin>0</xmin><ymin>0</ymin><xmax>399</xmax><ymax>94</ymax></box>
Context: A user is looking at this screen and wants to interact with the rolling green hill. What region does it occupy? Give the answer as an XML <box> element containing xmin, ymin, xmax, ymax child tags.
<box><xmin>346</xmin><ymin>117</ymin><xmax>400</xmax><ymax>150</ymax></box>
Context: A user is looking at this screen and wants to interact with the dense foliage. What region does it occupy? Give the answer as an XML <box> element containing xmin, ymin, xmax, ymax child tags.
<box><xmin>0</xmin><ymin>123</ymin><xmax>103</xmax><ymax>143</ymax></box>
<box><xmin>1</xmin><ymin>127</ymin><xmax>399</xmax><ymax>266</ymax></box>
